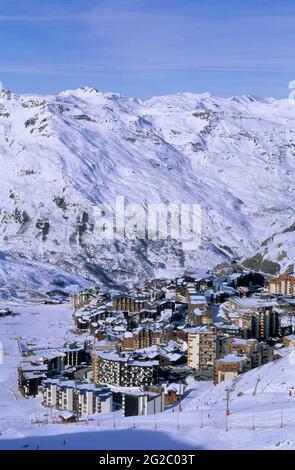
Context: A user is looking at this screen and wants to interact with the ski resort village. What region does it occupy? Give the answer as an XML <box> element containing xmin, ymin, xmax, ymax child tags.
<box><xmin>2</xmin><ymin>265</ymin><xmax>295</xmax><ymax>449</ymax></box>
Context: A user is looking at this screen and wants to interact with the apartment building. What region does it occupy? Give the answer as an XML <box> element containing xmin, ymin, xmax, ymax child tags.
<box><xmin>42</xmin><ymin>379</ymin><xmax>112</xmax><ymax>416</ymax></box>
<box><xmin>229</xmin><ymin>338</ymin><xmax>273</xmax><ymax>368</ymax></box>
<box><xmin>120</xmin><ymin>326</ymin><xmax>166</xmax><ymax>352</ymax></box>
<box><xmin>187</xmin><ymin>326</ymin><xmax>217</xmax><ymax>370</ymax></box>
<box><xmin>131</xmin><ymin>327</ymin><xmax>152</xmax><ymax>350</ymax></box>
<box><xmin>213</xmin><ymin>354</ymin><xmax>248</xmax><ymax>385</ymax></box>
<box><xmin>92</xmin><ymin>351</ymin><xmax>159</xmax><ymax>387</ymax></box>
<box><xmin>72</xmin><ymin>291</ymin><xmax>95</xmax><ymax>311</ymax></box>
<box><xmin>18</xmin><ymin>364</ymin><xmax>48</xmax><ymax>397</ymax></box>
<box><xmin>187</xmin><ymin>294</ymin><xmax>208</xmax><ymax>315</ymax></box>
<box><xmin>185</xmin><ymin>283</ymin><xmax>197</xmax><ymax>303</ymax></box>
<box><xmin>225</xmin><ymin>298</ymin><xmax>280</xmax><ymax>340</ymax></box>
<box><xmin>252</xmin><ymin>309</ymin><xmax>280</xmax><ymax>340</ymax></box>
<box><xmin>74</xmin><ymin>382</ymin><xmax>112</xmax><ymax>416</ymax></box>
<box><xmin>73</xmin><ymin>305</ymin><xmax>113</xmax><ymax>331</ymax></box>
<box><xmin>188</xmin><ymin>308</ymin><xmax>203</xmax><ymax>327</ymax></box>
<box><xmin>112</xmin><ymin>294</ymin><xmax>150</xmax><ymax>314</ymax></box>
<box><xmin>55</xmin><ymin>379</ymin><xmax>75</xmax><ymax>412</ymax></box>
<box><xmin>121</xmin><ymin>331</ymin><xmax>136</xmax><ymax>351</ymax></box>
<box><xmin>267</xmin><ymin>274</ymin><xmax>295</xmax><ymax>296</ymax></box>
<box><xmin>186</xmin><ymin>325</ymin><xmax>229</xmax><ymax>370</ymax></box>
<box><xmin>122</xmin><ymin>386</ymin><xmax>165</xmax><ymax>417</ymax></box>
<box><xmin>186</xmin><ymin>287</ymin><xmax>210</xmax><ymax>327</ymax></box>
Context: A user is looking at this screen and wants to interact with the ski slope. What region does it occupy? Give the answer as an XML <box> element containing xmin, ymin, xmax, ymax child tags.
<box><xmin>1</xmin><ymin>302</ymin><xmax>295</xmax><ymax>449</ymax></box>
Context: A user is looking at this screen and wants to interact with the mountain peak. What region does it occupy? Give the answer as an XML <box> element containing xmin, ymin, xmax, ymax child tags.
<box><xmin>0</xmin><ymin>88</ymin><xmax>16</xmax><ymax>100</ymax></box>
<box><xmin>58</xmin><ymin>87</ymin><xmax>132</xmax><ymax>105</ymax></box>
<box><xmin>78</xmin><ymin>86</ymin><xmax>99</xmax><ymax>94</ymax></box>
<box><xmin>58</xmin><ymin>86</ymin><xmax>101</xmax><ymax>99</ymax></box>
<box><xmin>229</xmin><ymin>94</ymin><xmax>270</xmax><ymax>104</ymax></box>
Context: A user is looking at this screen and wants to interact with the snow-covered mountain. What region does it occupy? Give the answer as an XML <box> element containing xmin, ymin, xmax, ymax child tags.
<box><xmin>1</xmin><ymin>86</ymin><xmax>295</xmax><ymax>291</ymax></box>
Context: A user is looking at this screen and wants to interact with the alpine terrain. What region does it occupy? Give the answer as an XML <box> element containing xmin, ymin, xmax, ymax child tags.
<box><xmin>1</xmin><ymin>87</ymin><xmax>295</xmax><ymax>296</ymax></box>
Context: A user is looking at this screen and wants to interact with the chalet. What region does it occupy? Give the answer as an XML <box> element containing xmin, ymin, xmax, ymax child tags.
<box><xmin>59</xmin><ymin>412</ymin><xmax>77</xmax><ymax>423</ymax></box>
<box><xmin>164</xmin><ymin>383</ymin><xmax>185</xmax><ymax>406</ymax></box>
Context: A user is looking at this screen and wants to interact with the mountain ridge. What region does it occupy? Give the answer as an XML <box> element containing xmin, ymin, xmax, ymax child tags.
<box><xmin>1</xmin><ymin>86</ymin><xmax>295</xmax><ymax>293</ymax></box>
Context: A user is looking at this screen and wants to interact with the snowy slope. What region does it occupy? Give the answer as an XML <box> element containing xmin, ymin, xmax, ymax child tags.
<box><xmin>0</xmin><ymin>251</ymin><xmax>91</xmax><ymax>302</ymax></box>
<box><xmin>1</xmin><ymin>87</ymin><xmax>295</xmax><ymax>287</ymax></box>
<box><xmin>1</xmin><ymin>302</ymin><xmax>295</xmax><ymax>450</ymax></box>
<box><xmin>206</xmin><ymin>350</ymin><xmax>295</xmax><ymax>401</ymax></box>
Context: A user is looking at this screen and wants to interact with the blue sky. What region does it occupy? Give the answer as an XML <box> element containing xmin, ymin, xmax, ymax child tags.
<box><xmin>0</xmin><ymin>0</ymin><xmax>295</xmax><ymax>98</ymax></box>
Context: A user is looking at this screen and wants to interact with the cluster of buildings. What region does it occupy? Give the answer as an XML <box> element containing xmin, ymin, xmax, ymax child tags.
<box><xmin>213</xmin><ymin>337</ymin><xmax>272</xmax><ymax>384</ymax></box>
<box><xmin>17</xmin><ymin>267</ymin><xmax>295</xmax><ymax>420</ymax></box>
<box><xmin>18</xmin><ymin>339</ymin><xmax>89</xmax><ymax>399</ymax></box>
<box><xmin>220</xmin><ymin>297</ymin><xmax>285</xmax><ymax>339</ymax></box>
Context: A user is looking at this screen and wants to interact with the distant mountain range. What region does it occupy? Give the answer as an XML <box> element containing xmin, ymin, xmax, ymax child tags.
<box><xmin>1</xmin><ymin>87</ymin><xmax>295</xmax><ymax>298</ymax></box>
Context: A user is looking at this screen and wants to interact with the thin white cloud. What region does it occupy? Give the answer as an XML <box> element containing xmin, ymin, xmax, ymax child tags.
<box><xmin>0</xmin><ymin>60</ymin><xmax>294</xmax><ymax>78</ymax></box>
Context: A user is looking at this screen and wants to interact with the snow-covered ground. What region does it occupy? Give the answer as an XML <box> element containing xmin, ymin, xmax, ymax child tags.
<box><xmin>0</xmin><ymin>251</ymin><xmax>92</xmax><ymax>303</ymax></box>
<box><xmin>1</xmin><ymin>302</ymin><xmax>295</xmax><ymax>450</ymax></box>
<box><xmin>0</xmin><ymin>303</ymin><xmax>86</xmax><ymax>437</ymax></box>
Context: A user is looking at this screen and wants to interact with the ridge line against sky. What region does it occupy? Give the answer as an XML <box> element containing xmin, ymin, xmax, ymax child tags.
<box><xmin>0</xmin><ymin>0</ymin><xmax>295</xmax><ymax>98</ymax></box>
